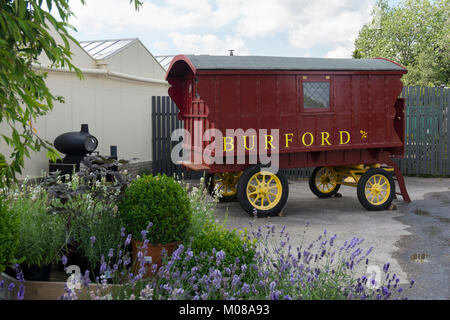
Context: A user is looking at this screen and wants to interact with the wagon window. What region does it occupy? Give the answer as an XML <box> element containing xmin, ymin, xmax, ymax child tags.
<box><xmin>303</xmin><ymin>82</ymin><xmax>330</xmax><ymax>109</ymax></box>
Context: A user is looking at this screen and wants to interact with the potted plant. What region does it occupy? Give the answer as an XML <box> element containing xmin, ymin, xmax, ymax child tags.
<box><xmin>8</xmin><ymin>189</ymin><xmax>67</xmax><ymax>281</ymax></box>
<box><xmin>72</xmin><ymin>203</ymin><xmax>123</xmax><ymax>281</ymax></box>
<box><xmin>41</xmin><ymin>156</ymin><xmax>132</xmax><ymax>278</ymax></box>
<box><xmin>118</xmin><ymin>174</ymin><xmax>192</xmax><ymax>275</ymax></box>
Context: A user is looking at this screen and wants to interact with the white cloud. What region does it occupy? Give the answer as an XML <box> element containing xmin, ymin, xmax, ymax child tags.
<box><xmin>324</xmin><ymin>45</ymin><xmax>354</xmax><ymax>58</ymax></box>
<box><xmin>168</xmin><ymin>32</ymin><xmax>249</xmax><ymax>55</ymax></box>
<box><xmin>70</xmin><ymin>0</ymin><xmax>213</xmax><ymax>33</ymax></box>
<box><xmin>69</xmin><ymin>0</ymin><xmax>376</xmax><ymax>57</ymax></box>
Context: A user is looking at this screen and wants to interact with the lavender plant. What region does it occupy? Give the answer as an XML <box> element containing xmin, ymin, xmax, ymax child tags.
<box><xmin>61</xmin><ymin>221</ymin><xmax>414</xmax><ymax>301</ymax></box>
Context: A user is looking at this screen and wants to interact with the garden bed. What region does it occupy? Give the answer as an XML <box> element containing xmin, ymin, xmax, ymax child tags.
<box><xmin>1</xmin><ymin>272</ymin><xmax>66</xmax><ymax>300</ymax></box>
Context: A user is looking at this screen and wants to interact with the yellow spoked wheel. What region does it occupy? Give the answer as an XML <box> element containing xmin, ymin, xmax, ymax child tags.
<box><xmin>206</xmin><ymin>172</ymin><xmax>242</xmax><ymax>202</ymax></box>
<box><xmin>237</xmin><ymin>166</ymin><xmax>289</xmax><ymax>217</ymax></box>
<box><xmin>246</xmin><ymin>171</ymin><xmax>282</xmax><ymax>211</ymax></box>
<box><xmin>357</xmin><ymin>168</ymin><xmax>395</xmax><ymax>211</ymax></box>
<box><xmin>365</xmin><ymin>174</ymin><xmax>391</xmax><ymax>205</ymax></box>
<box><xmin>309</xmin><ymin>167</ymin><xmax>341</xmax><ymax>198</ymax></box>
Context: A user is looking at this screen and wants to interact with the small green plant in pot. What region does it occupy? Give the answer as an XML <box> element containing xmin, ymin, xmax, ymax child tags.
<box><xmin>6</xmin><ymin>187</ymin><xmax>67</xmax><ymax>281</ymax></box>
<box><xmin>118</xmin><ymin>174</ymin><xmax>191</xmax><ymax>273</ymax></box>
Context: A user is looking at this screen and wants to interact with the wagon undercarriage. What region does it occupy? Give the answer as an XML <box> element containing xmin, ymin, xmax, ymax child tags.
<box><xmin>206</xmin><ymin>159</ymin><xmax>411</xmax><ymax>217</ymax></box>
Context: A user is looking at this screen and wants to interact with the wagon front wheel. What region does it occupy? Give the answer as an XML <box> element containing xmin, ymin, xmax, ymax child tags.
<box><xmin>357</xmin><ymin>168</ymin><xmax>395</xmax><ymax>211</ymax></box>
<box><xmin>309</xmin><ymin>166</ymin><xmax>341</xmax><ymax>198</ymax></box>
<box><xmin>237</xmin><ymin>166</ymin><xmax>289</xmax><ymax>217</ymax></box>
<box><xmin>206</xmin><ymin>172</ymin><xmax>242</xmax><ymax>202</ymax></box>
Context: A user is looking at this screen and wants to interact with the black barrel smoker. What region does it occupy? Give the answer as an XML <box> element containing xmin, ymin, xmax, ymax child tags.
<box><xmin>49</xmin><ymin>124</ymin><xmax>99</xmax><ymax>176</ymax></box>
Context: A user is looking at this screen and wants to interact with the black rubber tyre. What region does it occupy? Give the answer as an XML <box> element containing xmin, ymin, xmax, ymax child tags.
<box><xmin>205</xmin><ymin>173</ymin><xmax>238</xmax><ymax>202</ymax></box>
<box><xmin>308</xmin><ymin>167</ymin><xmax>341</xmax><ymax>198</ymax></box>
<box><xmin>236</xmin><ymin>165</ymin><xmax>289</xmax><ymax>217</ymax></box>
<box><xmin>357</xmin><ymin>168</ymin><xmax>395</xmax><ymax>211</ymax></box>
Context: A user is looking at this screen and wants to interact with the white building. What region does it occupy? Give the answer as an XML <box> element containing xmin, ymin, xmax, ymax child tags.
<box><xmin>1</xmin><ymin>35</ymin><xmax>169</xmax><ymax>179</ymax></box>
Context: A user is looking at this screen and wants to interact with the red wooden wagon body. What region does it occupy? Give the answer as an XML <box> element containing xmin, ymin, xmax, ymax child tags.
<box><xmin>166</xmin><ymin>55</ymin><xmax>411</xmax><ymax>216</ymax></box>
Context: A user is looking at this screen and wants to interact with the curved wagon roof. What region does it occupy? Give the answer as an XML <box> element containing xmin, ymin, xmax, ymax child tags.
<box><xmin>166</xmin><ymin>55</ymin><xmax>407</xmax><ymax>78</ymax></box>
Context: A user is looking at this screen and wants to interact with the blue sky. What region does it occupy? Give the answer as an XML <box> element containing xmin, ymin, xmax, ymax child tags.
<box><xmin>68</xmin><ymin>0</ymin><xmax>398</xmax><ymax>59</ymax></box>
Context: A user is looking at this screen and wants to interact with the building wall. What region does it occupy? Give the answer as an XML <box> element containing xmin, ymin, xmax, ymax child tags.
<box><xmin>0</xmin><ymin>71</ymin><xmax>169</xmax><ymax>179</ymax></box>
<box><xmin>105</xmin><ymin>41</ymin><xmax>167</xmax><ymax>80</ymax></box>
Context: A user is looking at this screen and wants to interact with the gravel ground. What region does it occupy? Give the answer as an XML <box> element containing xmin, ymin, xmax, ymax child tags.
<box><xmin>208</xmin><ymin>176</ymin><xmax>450</xmax><ymax>300</ymax></box>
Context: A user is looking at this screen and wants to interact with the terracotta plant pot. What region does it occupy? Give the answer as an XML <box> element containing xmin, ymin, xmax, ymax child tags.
<box><xmin>131</xmin><ymin>240</ymin><xmax>181</xmax><ymax>277</ymax></box>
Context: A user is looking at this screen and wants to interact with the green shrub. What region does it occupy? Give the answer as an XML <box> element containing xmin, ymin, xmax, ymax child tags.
<box><xmin>0</xmin><ymin>197</ymin><xmax>20</xmax><ymax>273</ymax></box>
<box><xmin>189</xmin><ymin>220</ymin><xmax>256</xmax><ymax>272</ymax></box>
<box><xmin>7</xmin><ymin>188</ymin><xmax>66</xmax><ymax>267</ymax></box>
<box><xmin>118</xmin><ymin>175</ymin><xmax>191</xmax><ymax>244</ymax></box>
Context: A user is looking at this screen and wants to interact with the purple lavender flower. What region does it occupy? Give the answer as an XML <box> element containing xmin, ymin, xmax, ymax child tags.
<box><xmin>270</xmin><ymin>290</ymin><xmax>281</xmax><ymax>300</ymax></box>
<box><xmin>269</xmin><ymin>281</ymin><xmax>276</xmax><ymax>291</ymax></box>
<box><xmin>125</xmin><ymin>234</ymin><xmax>132</xmax><ymax>246</ymax></box>
<box><xmin>8</xmin><ymin>283</ymin><xmax>15</xmax><ymax>292</ymax></box>
<box><xmin>108</xmin><ymin>248</ymin><xmax>114</xmax><ymax>258</ymax></box>
<box><xmin>62</xmin><ymin>255</ymin><xmax>68</xmax><ymax>266</ymax></box>
<box><xmin>100</xmin><ymin>262</ymin><xmax>107</xmax><ymax>274</ymax></box>
<box><xmin>120</xmin><ymin>227</ymin><xmax>126</xmax><ymax>237</ymax></box>
<box><xmin>185</xmin><ymin>249</ymin><xmax>194</xmax><ymax>262</ymax></box>
<box><xmin>231</xmin><ymin>275</ymin><xmax>241</xmax><ymax>288</ymax></box>
<box><xmin>17</xmin><ymin>285</ymin><xmax>25</xmax><ymax>300</ymax></box>
<box><xmin>216</xmin><ymin>250</ymin><xmax>226</xmax><ymax>264</ymax></box>
<box><xmin>90</xmin><ymin>236</ymin><xmax>96</xmax><ymax>245</ymax></box>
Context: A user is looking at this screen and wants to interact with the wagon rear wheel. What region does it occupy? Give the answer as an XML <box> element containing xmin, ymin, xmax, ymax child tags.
<box><xmin>357</xmin><ymin>168</ymin><xmax>395</xmax><ymax>211</ymax></box>
<box><xmin>237</xmin><ymin>166</ymin><xmax>289</xmax><ymax>217</ymax></box>
<box><xmin>206</xmin><ymin>172</ymin><xmax>242</xmax><ymax>202</ymax></box>
<box><xmin>309</xmin><ymin>167</ymin><xmax>341</xmax><ymax>198</ymax></box>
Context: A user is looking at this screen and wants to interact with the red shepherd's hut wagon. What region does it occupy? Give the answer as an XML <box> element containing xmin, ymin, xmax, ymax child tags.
<box><xmin>166</xmin><ymin>55</ymin><xmax>411</xmax><ymax>217</ymax></box>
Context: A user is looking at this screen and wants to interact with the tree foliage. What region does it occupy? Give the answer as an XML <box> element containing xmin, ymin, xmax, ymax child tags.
<box><xmin>353</xmin><ymin>0</ymin><xmax>449</xmax><ymax>86</ymax></box>
<box><xmin>0</xmin><ymin>0</ymin><xmax>142</xmax><ymax>186</ymax></box>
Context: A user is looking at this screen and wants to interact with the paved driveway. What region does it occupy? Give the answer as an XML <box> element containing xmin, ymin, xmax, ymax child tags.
<box><xmin>211</xmin><ymin>177</ymin><xmax>450</xmax><ymax>299</ymax></box>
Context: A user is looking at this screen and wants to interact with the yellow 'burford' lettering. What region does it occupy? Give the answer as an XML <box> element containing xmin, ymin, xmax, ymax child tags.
<box><xmin>265</xmin><ymin>135</ymin><xmax>275</xmax><ymax>150</ymax></box>
<box><xmin>223</xmin><ymin>137</ymin><xmax>234</xmax><ymax>152</ymax></box>
<box><xmin>285</xmin><ymin>133</ymin><xmax>294</xmax><ymax>148</ymax></box>
<box><xmin>302</xmin><ymin>132</ymin><xmax>314</xmax><ymax>147</ymax></box>
<box><xmin>321</xmin><ymin>132</ymin><xmax>331</xmax><ymax>146</ymax></box>
<box><xmin>243</xmin><ymin>136</ymin><xmax>255</xmax><ymax>151</ymax></box>
<box><xmin>339</xmin><ymin>131</ymin><xmax>351</xmax><ymax>144</ymax></box>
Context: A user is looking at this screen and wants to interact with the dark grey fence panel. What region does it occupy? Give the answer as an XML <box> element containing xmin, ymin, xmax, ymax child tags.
<box><xmin>395</xmin><ymin>86</ymin><xmax>449</xmax><ymax>176</ymax></box>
